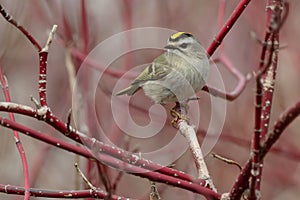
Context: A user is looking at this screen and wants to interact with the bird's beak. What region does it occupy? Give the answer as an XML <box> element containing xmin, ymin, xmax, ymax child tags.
<box><xmin>164</xmin><ymin>45</ymin><xmax>175</xmax><ymax>49</ymax></box>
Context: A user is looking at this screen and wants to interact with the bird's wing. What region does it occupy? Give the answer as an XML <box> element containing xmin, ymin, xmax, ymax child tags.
<box><xmin>132</xmin><ymin>54</ymin><xmax>171</xmax><ymax>85</ymax></box>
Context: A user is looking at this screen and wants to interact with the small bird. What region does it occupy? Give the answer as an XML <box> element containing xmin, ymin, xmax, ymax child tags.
<box><xmin>116</xmin><ymin>32</ymin><xmax>210</xmax><ymax>104</ymax></box>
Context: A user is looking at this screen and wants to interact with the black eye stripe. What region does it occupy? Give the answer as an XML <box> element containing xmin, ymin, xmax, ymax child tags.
<box><xmin>179</xmin><ymin>43</ymin><xmax>188</xmax><ymax>48</ymax></box>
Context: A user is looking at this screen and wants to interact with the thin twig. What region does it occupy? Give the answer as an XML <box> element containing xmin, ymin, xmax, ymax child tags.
<box><xmin>66</xmin><ymin>109</ymin><xmax>72</xmax><ymax>133</ymax></box>
<box><xmin>211</xmin><ymin>153</ymin><xmax>242</xmax><ymax>171</ymax></box>
<box><xmin>41</xmin><ymin>25</ymin><xmax>58</xmax><ymax>52</ymax></box>
<box><xmin>65</xmin><ymin>48</ymin><xmax>77</xmax><ymax>91</ymax></box>
<box><xmin>74</xmin><ymin>163</ymin><xmax>97</xmax><ymax>191</ymax></box>
<box><xmin>97</xmin><ymin>163</ymin><xmax>112</xmax><ymax>196</ymax></box>
<box><xmin>150</xmin><ymin>181</ymin><xmax>161</xmax><ymax>200</ymax></box>
<box><xmin>112</xmin><ymin>171</ymin><xmax>124</xmax><ymax>192</ymax></box>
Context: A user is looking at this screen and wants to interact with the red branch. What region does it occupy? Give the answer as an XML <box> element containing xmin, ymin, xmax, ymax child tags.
<box><xmin>0</xmin><ymin>1</ymin><xmax>296</xmax><ymax>199</ymax></box>
<box><xmin>1</xmin><ymin>103</ymin><xmax>195</xmax><ymax>181</ymax></box>
<box><xmin>249</xmin><ymin>1</ymin><xmax>285</xmax><ymax>198</ymax></box>
<box><xmin>203</xmin><ymin>0</ymin><xmax>252</xmax><ymax>100</ymax></box>
<box><xmin>0</xmin><ymin>103</ymin><xmax>221</xmax><ymax>198</ymax></box>
<box><xmin>260</xmin><ymin>100</ymin><xmax>300</xmax><ymax>159</ymax></box>
<box><xmin>0</xmin><ymin>68</ymin><xmax>30</xmax><ymax>199</ymax></box>
<box><xmin>0</xmin><ymin>184</ymin><xmax>133</xmax><ymax>199</ymax></box>
<box><xmin>0</xmin><ymin>117</ymin><xmax>220</xmax><ymax>199</ymax></box>
<box><xmin>0</xmin><ymin>4</ymin><xmax>41</xmax><ymax>51</ymax></box>
<box><xmin>203</xmin><ymin>55</ymin><xmax>248</xmax><ymax>101</ymax></box>
<box><xmin>69</xmin><ymin>46</ymin><xmax>137</xmax><ymax>79</ymax></box>
<box><xmin>206</xmin><ymin>0</ymin><xmax>252</xmax><ymax>56</ymax></box>
<box><xmin>38</xmin><ymin>51</ymin><xmax>48</xmax><ymax>106</ymax></box>
<box><xmin>230</xmin><ymin>99</ymin><xmax>299</xmax><ymax>199</ymax></box>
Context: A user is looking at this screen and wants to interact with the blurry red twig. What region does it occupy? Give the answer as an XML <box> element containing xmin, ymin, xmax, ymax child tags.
<box><xmin>112</xmin><ymin>171</ymin><xmax>124</xmax><ymax>192</ymax></box>
<box><xmin>0</xmin><ymin>4</ymin><xmax>41</xmax><ymax>51</ymax></box>
<box><xmin>0</xmin><ymin>183</ymin><xmax>133</xmax><ymax>199</ymax></box>
<box><xmin>219</xmin><ymin>132</ymin><xmax>300</xmax><ymax>161</ymax></box>
<box><xmin>29</xmin><ymin>144</ymin><xmax>51</xmax><ymax>187</ymax></box>
<box><xmin>207</xmin><ymin>0</ymin><xmax>252</xmax><ymax>56</ymax></box>
<box><xmin>0</xmin><ymin>68</ymin><xmax>30</xmax><ymax>199</ymax></box>
<box><xmin>122</xmin><ymin>0</ymin><xmax>133</xmax><ymax>70</ymax></box>
<box><xmin>61</xmin><ymin>8</ymin><xmax>73</xmax><ymax>45</ymax></box>
<box><xmin>203</xmin><ymin>55</ymin><xmax>248</xmax><ymax>101</ymax></box>
<box><xmin>79</xmin><ymin>0</ymin><xmax>95</xmax><ymax>188</ymax></box>
<box><xmin>203</xmin><ymin>0</ymin><xmax>252</xmax><ymax>101</ymax></box>
<box><xmin>97</xmin><ymin>163</ymin><xmax>113</xmax><ymax>198</ymax></box>
<box><xmin>80</xmin><ymin>0</ymin><xmax>89</xmax><ymax>54</ymax></box>
<box><xmin>122</xmin><ymin>0</ymin><xmax>132</xmax><ymax>31</ymax></box>
<box><xmin>197</xmin><ymin>127</ymin><xmax>300</xmax><ymax>163</ymax></box>
<box><xmin>69</xmin><ymin>47</ymin><xmax>137</xmax><ymax>79</ymax></box>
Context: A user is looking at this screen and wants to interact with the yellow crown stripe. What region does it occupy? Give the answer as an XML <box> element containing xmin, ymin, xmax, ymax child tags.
<box><xmin>171</xmin><ymin>32</ymin><xmax>186</xmax><ymax>40</ymax></box>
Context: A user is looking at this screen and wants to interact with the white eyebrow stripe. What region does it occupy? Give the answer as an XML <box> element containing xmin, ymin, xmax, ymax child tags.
<box><xmin>151</xmin><ymin>63</ymin><xmax>155</xmax><ymax>75</ymax></box>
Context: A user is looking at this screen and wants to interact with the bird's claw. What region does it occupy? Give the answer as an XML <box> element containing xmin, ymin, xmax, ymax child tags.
<box><xmin>170</xmin><ymin>104</ymin><xmax>189</xmax><ymax>128</ymax></box>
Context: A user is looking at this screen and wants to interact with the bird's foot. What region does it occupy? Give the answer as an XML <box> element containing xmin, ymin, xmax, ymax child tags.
<box><xmin>170</xmin><ymin>102</ymin><xmax>189</xmax><ymax>128</ymax></box>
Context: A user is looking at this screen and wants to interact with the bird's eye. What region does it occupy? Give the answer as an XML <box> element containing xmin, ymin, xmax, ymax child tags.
<box><xmin>179</xmin><ymin>43</ymin><xmax>188</xmax><ymax>48</ymax></box>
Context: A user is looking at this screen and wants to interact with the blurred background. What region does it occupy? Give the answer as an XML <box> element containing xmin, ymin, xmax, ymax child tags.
<box><xmin>0</xmin><ymin>0</ymin><xmax>300</xmax><ymax>199</ymax></box>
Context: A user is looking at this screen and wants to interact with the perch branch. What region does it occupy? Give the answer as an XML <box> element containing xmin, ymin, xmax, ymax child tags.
<box><xmin>178</xmin><ymin>120</ymin><xmax>217</xmax><ymax>192</ymax></box>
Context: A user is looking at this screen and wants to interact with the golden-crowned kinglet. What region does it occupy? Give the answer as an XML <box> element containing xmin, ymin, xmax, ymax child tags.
<box><xmin>116</xmin><ymin>32</ymin><xmax>209</xmax><ymax>104</ymax></box>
